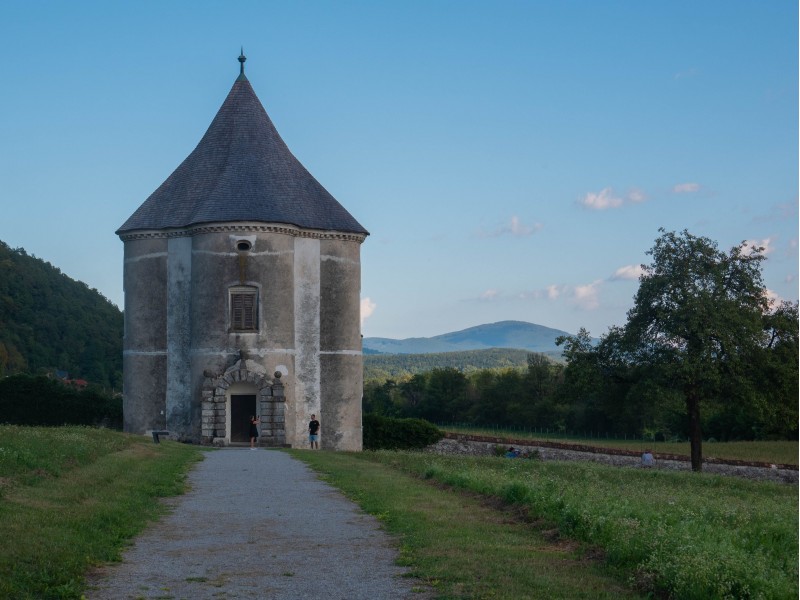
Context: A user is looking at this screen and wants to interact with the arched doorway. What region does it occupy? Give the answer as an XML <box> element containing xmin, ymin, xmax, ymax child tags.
<box><xmin>200</xmin><ymin>358</ymin><xmax>286</xmax><ymax>446</ymax></box>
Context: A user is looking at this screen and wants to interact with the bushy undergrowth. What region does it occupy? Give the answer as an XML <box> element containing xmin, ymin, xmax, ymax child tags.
<box><xmin>0</xmin><ymin>374</ymin><xmax>122</xmax><ymax>428</ymax></box>
<box><xmin>363</xmin><ymin>414</ymin><xmax>443</xmax><ymax>450</ymax></box>
<box><xmin>366</xmin><ymin>451</ymin><xmax>798</xmax><ymax>599</ymax></box>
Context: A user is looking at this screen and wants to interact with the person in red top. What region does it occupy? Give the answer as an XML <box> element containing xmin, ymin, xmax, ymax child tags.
<box><xmin>308</xmin><ymin>414</ymin><xmax>320</xmax><ymax>449</ymax></box>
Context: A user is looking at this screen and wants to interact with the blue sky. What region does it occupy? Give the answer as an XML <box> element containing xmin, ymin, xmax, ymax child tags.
<box><xmin>1</xmin><ymin>1</ymin><xmax>797</xmax><ymax>339</ymax></box>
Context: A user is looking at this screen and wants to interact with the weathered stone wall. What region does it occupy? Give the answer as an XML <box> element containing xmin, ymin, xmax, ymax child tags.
<box><xmin>319</xmin><ymin>238</ymin><xmax>363</xmax><ymax>451</ymax></box>
<box><xmin>122</xmin><ymin>225</ymin><xmax>364</xmax><ymax>450</ymax></box>
<box><xmin>122</xmin><ymin>237</ymin><xmax>168</xmax><ymax>434</ymax></box>
<box><xmin>293</xmin><ymin>237</ymin><xmax>321</xmax><ymax>447</ymax></box>
<box><xmin>188</xmin><ymin>229</ymin><xmax>295</xmax><ymax>444</ymax></box>
<box><xmin>428</xmin><ymin>436</ymin><xmax>798</xmax><ymax>485</ymax></box>
<box><xmin>166</xmin><ymin>237</ymin><xmax>193</xmax><ymax>438</ymax></box>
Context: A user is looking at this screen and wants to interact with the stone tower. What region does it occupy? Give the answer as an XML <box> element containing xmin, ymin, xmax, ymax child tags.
<box><xmin>116</xmin><ymin>53</ymin><xmax>368</xmax><ymax>449</ymax></box>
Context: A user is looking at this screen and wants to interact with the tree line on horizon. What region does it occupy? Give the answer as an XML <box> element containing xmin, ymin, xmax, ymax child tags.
<box><xmin>364</xmin><ymin>230</ymin><xmax>799</xmax><ymax>469</ymax></box>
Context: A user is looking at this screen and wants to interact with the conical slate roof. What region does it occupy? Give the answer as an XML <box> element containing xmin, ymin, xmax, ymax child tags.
<box><xmin>117</xmin><ymin>61</ymin><xmax>368</xmax><ymax>237</ymax></box>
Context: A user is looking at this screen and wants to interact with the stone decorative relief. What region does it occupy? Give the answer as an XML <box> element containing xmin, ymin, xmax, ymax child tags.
<box><xmin>201</xmin><ymin>359</ymin><xmax>286</xmax><ymax>447</ymax></box>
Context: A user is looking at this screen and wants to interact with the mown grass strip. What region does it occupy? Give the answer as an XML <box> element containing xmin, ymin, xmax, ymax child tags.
<box><xmin>354</xmin><ymin>451</ymin><xmax>798</xmax><ymax>600</ymax></box>
<box><xmin>441</xmin><ymin>427</ymin><xmax>799</xmax><ymax>465</ymax></box>
<box><xmin>290</xmin><ymin>449</ymin><xmax>642</xmax><ymax>600</ymax></box>
<box><xmin>0</xmin><ymin>426</ymin><xmax>204</xmax><ymax>599</ymax></box>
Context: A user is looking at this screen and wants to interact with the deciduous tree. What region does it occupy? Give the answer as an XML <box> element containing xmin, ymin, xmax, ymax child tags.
<box><xmin>609</xmin><ymin>229</ymin><xmax>771</xmax><ymax>470</ymax></box>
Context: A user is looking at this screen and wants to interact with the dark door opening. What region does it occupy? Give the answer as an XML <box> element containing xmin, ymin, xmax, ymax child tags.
<box><xmin>231</xmin><ymin>394</ymin><xmax>257</xmax><ymax>442</ymax></box>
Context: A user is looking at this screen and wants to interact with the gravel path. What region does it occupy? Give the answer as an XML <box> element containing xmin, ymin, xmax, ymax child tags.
<box><xmin>86</xmin><ymin>449</ymin><xmax>424</xmax><ymax>599</ymax></box>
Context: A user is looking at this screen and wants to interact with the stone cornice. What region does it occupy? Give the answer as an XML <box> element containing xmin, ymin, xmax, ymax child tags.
<box><xmin>119</xmin><ymin>222</ymin><xmax>368</xmax><ymax>244</ymax></box>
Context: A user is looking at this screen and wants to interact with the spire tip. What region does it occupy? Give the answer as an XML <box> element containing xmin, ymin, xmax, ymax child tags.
<box><xmin>237</xmin><ymin>48</ymin><xmax>247</xmax><ymax>79</ymax></box>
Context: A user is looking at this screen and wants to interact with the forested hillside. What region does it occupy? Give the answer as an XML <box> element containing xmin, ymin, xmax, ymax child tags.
<box><xmin>0</xmin><ymin>241</ymin><xmax>123</xmax><ymax>389</ymax></box>
<box><xmin>364</xmin><ymin>348</ymin><xmax>554</xmax><ymax>380</ymax></box>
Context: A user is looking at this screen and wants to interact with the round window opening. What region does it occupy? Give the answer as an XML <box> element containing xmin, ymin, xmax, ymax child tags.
<box><xmin>236</xmin><ymin>241</ymin><xmax>252</xmax><ymax>252</ymax></box>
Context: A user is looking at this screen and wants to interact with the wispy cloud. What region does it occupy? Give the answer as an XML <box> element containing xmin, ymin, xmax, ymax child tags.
<box><xmin>753</xmin><ymin>202</ymin><xmax>798</xmax><ymax>223</ymax></box>
<box><xmin>523</xmin><ymin>263</ymin><xmax>645</xmax><ymax>312</ymax></box>
<box><xmin>478</xmin><ymin>215</ymin><xmax>542</xmax><ymax>238</ymax></box>
<box><xmin>627</xmin><ymin>188</ymin><xmax>647</xmax><ymax>203</ymax></box>
<box><xmin>479</xmin><ymin>289</ymin><xmax>499</xmax><ymax>300</ymax></box>
<box><xmin>673</xmin><ymin>182</ymin><xmax>700</xmax><ymax>194</ymax></box>
<box><xmin>360</xmin><ymin>297</ymin><xmax>376</xmax><ymax>326</ymax></box>
<box><xmin>521</xmin><ymin>282</ymin><xmax>602</xmax><ymax>310</ymax></box>
<box><xmin>580</xmin><ymin>187</ymin><xmax>623</xmax><ymax>210</ymax></box>
<box><xmin>579</xmin><ymin>187</ymin><xmax>646</xmax><ymax>210</ymax></box>
<box><xmin>612</xmin><ymin>264</ymin><xmax>645</xmax><ymax>280</ymax></box>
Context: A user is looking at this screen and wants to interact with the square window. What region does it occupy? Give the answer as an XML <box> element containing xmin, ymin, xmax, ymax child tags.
<box><xmin>230</xmin><ymin>288</ymin><xmax>258</xmax><ymax>331</ymax></box>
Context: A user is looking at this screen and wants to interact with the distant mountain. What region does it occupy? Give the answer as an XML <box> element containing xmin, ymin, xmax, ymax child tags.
<box><xmin>363</xmin><ymin>320</ymin><xmax>574</xmax><ymax>355</ymax></box>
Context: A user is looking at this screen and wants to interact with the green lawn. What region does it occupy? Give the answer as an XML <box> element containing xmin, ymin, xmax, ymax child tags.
<box><xmin>0</xmin><ymin>425</ymin><xmax>204</xmax><ymax>599</ymax></box>
<box><xmin>294</xmin><ymin>449</ymin><xmax>798</xmax><ymax>600</ymax></box>
<box><xmin>2</xmin><ymin>426</ymin><xmax>794</xmax><ymax>599</ymax></box>
<box><xmin>291</xmin><ymin>449</ymin><xmax>642</xmax><ymax>599</ymax></box>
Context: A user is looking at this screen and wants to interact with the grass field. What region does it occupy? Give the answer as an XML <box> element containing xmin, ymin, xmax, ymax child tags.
<box><xmin>0</xmin><ymin>425</ymin><xmax>203</xmax><ymax>599</ymax></box>
<box><xmin>291</xmin><ymin>449</ymin><xmax>643</xmax><ymax>599</ymax></box>
<box><xmin>2</xmin><ymin>426</ymin><xmax>795</xmax><ymax>599</ymax></box>
<box><xmin>440</xmin><ymin>426</ymin><xmax>800</xmax><ymax>465</ymax></box>
<box><xmin>294</xmin><ymin>449</ymin><xmax>798</xmax><ymax>600</ymax></box>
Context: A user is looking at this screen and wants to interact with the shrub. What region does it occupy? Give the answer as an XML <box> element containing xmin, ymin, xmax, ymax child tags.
<box><xmin>0</xmin><ymin>374</ymin><xmax>122</xmax><ymax>429</ymax></box>
<box><xmin>363</xmin><ymin>414</ymin><xmax>443</xmax><ymax>450</ymax></box>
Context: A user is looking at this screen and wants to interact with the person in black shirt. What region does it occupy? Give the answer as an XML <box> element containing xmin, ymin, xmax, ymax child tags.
<box><xmin>308</xmin><ymin>414</ymin><xmax>320</xmax><ymax>449</ymax></box>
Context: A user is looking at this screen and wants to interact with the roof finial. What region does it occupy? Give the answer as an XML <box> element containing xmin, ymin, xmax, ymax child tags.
<box><xmin>237</xmin><ymin>47</ymin><xmax>247</xmax><ymax>80</ymax></box>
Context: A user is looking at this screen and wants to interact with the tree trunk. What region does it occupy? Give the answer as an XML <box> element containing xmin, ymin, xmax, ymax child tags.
<box><xmin>686</xmin><ymin>391</ymin><xmax>703</xmax><ymax>471</ymax></box>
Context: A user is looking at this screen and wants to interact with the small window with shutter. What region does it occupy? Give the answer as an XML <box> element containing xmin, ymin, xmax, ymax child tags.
<box><xmin>230</xmin><ymin>286</ymin><xmax>258</xmax><ymax>332</ymax></box>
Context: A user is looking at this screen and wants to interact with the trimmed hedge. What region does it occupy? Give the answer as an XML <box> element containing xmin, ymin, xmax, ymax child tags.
<box><xmin>363</xmin><ymin>414</ymin><xmax>443</xmax><ymax>450</ymax></box>
<box><xmin>0</xmin><ymin>374</ymin><xmax>122</xmax><ymax>429</ymax></box>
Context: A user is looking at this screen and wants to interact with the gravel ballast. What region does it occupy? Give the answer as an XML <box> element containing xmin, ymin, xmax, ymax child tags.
<box><xmin>86</xmin><ymin>449</ymin><xmax>423</xmax><ymax>599</ymax></box>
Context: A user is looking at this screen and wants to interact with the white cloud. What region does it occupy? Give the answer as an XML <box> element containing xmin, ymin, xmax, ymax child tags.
<box><xmin>743</xmin><ymin>237</ymin><xmax>775</xmax><ymax>256</ymax></box>
<box><xmin>573</xmin><ymin>280</ymin><xmax>603</xmax><ymax>310</ymax></box>
<box><xmin>673</xmin><ymin>182</ymin><xmax>700</xmax><ymax>193</ymax></box>
<box><xmin>480</xmin><ymin>289</ymin><xmax>499</xmax><ymax>300</ymax></box>
<box><xmin>612</xmin><ymin>264</ymin><xmax>645</xmax><ymax>280</ymax></box>
<box><xmin>360</xmin><ymin>297</ymin><xmax>376</xmax><ymax>326</ymax></box>
<box><xmin>510</xmin><ymin>216</ymin><xmax>541</xmax><ymax>236</ymax></box>
<box><xmin>546</xmin><ymin>284</ymin><xmax>563</xmax><ymax>300</ymax></box>
<box><xmin>529</xmin><ymin>282</ymin><xmax>602</xmax><ymax>310</ymax></box>
<box><xmin>764</xmin><ymin>288</ymin><xmax>783</xmax><ymax>307</ymax></box>
<box><xmin>580</xmin><ymin>187</ymin><xmax>623</xmax><ymax>210</ymax></box>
